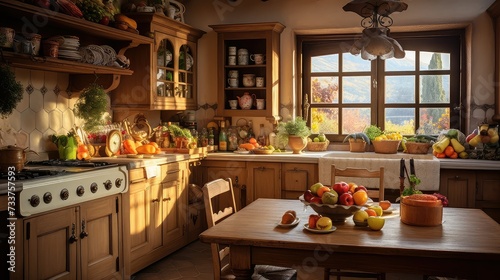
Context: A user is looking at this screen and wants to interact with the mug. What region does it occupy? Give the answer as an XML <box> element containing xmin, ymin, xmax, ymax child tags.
<box><xmin>0</xmin><ymin>27</ymin><xmax>15</xmax><ymax>48</ymax></box>
<box><xmin>25</xmin><ymin>33</ymin><xmax>41</xmax><ymax>55</ymax></box>
<box><xmin>228</xmin><ymin>70</ymin><xmax>239</xmax><ymax>79</ymax></box>
<box><xmin>256</xmin><ymin>77</ymin><xmax>264</xmax><ymax>87</ymax></box>
<box><xmin>228</xmin><ymin>55</ymin><xmax>236</xmax><ymax>65</ymax></box>
<box><xmin>256</xmin><ymin>99</ymin><xmax>265</xmax><ymax>110</ymax></box>
<box><xmin>250</xmin><ymin>53</ymin><xmax>265</xmax><ymax>65</ymax></box>
<box><xmin>227</xmin><ymin>78</ymin><xmax>238</xmax><ymax>88</ymax></box>
<box><xmin>228</xmin><ymin>46</ymin><xmax>237</xmax><ymax>55</ymax></box>
<box><xmin>228</xmin><ymin>99</ymin><xmax>238</xmax><ymax>109</ymax></box>
<box><xmin>242</xmin><ymin>74</ymin><xmax>255</xmax><ymax>87</ymax></box>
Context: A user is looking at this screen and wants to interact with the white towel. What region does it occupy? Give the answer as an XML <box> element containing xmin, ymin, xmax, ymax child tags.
<box><xmin>318</xmin><ymin>156</ymin><xmax>440</xmax><ymax>191</ymax></box>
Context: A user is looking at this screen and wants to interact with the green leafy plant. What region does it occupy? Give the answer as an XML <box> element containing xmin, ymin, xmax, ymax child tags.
<box><xmin>402</xmin><ymin>175</ymin><xmax>423</xmax><ymax>196</ymax></box>
<box><xmin>0</xmin><ymin>64</ymin><xmax>24</xmax><ymax>119</ymax></box>
<box><xmin>276</xmin><ymin>117</ymin><xmax>311</xmax><ymax>144</ymax></box>
<box><xmin>364</xmin><ymin>125</ymin><xmax>383</xmax><ymax>141</ymax></box>
<box><xmin>74</xmin><ymin>84</ymin><xmax>108</xmax><ymax>132</ymax></box>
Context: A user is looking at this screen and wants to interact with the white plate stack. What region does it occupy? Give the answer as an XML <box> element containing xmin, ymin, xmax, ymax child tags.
<box><xmin>58</xmin><ymin>36</ymin><xmax>81</xmax><ymax>61</ymax></box>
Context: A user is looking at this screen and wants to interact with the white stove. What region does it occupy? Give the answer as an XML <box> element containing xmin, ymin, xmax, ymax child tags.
<box><xmin>6</xmin><ymin>162</ymin><xmax>128</xmax><ymax>217</ymax></box>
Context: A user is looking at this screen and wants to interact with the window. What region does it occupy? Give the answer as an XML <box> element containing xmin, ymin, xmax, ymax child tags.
<box><xmin>298</xmin><ymin>30</ymin><xmax>464</xmax><ymax>142</ymax></box>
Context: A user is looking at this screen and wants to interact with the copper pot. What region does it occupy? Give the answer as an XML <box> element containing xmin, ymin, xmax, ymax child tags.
<box><xmin>0</xmin><ymin>146</ymin><xmax>35</xmax><ymax>173</ymax></box>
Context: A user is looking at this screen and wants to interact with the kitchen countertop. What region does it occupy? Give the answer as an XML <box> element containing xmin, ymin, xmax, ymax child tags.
<box><xmin>205</xmin><ymin>150</ymin><xmax>500</xmax><ymax>170</ymax></box>
<box><xmin>91</xmin><ymin>150</ymin><xmax>500</xmax><ymax>171</ymax></box>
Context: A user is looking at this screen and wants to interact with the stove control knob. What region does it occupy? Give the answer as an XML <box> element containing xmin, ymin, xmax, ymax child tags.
<box><xmin>43</xmin><ymin>192</ymin><xmax>52</xmax><ymax>204</ymax></box>
<box><xmin>30</xmin><ymin>195</ymin><xmax>40</xmax><ymax>207</ymax></box>
<box><xmin>76</xmin><ymin>185</ymin><xmax>85</xmax><ymax>197</ymax></box>
<box><xmin>90</xmin><ymin>182</ymin><xmax>98</xmax><ymax>193</ymax></box>
<box><xmin>115</xmin><ymin>178</ymin><xmax>123</xmax><ymax>188</ymax></box>
<box><xmin>60</xmin><ymin>189</ymin><xmax>69</xmax><ymax>200</ymax></box>
<box><xmin>104</xmin><ymin>180</ymin><xmax>112</xmax><ymax>190</ymax></box>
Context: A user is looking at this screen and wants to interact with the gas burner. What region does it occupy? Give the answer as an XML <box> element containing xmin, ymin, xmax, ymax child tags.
<box><xmin>0</xmin><ymin>169</ymin><xmax>64</xmax><ymax>180</ymax></box>
<box><xmin>27</xmin><ymin>160</ymin><xmax>116</xmax><ymax>168</ymax></box>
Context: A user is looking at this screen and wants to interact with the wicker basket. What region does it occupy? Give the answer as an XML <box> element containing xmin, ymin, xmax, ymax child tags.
<box><xmin>405</xmin><ymin>142</ymin><xmax>431</xmax><ymax>154</ymax></box>
<box><xmin>307</xmin><ymin>140</ymin><xmax>330</xmax><ymax>151</ymax></box>
<box><xmin>372</xmin><ymin>140</ymin><xmax>401</xmax><ymax>154</ymax></box>
<box><xmin>348</xmin><ymin>139</ymin><xmax>366</xmax><ymax>152</ymax></box>
<box><xmin>400</xmin><ymin>201</ymin><xmax>443</xmax><ymax>226</ymax></box>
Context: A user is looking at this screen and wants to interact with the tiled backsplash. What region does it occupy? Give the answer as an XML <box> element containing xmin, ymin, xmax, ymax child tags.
<box><xmin>0</xmin><ymin>68</ymin><xmax>101</xmax><ymax>155</ymax></box>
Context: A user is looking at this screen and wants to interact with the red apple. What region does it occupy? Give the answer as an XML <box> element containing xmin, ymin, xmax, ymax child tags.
<box><xmin>303</xmin><ymin>190</ymin><xmax>314</xmax><ymax>202</ymax></box>
<box><xmin>354</xmin><ymin>185</ymin><xmax>368</xmax><ymax>193</ymax></box>
<box><xmin>99</xmin><ymin>16</ymin><xmax>110</xmax><ymax>26</ymax></box>
<box><xmin>339</xmin><ymin>193</ymin><xmax>354</xmax><ymax>206</ymax></box>
<box><xmin>310</xmin><ymin>196</ymin><xmax>323</xmax><ymax>204</ymax></box>
<box><xmin>308</xmin><ymin>214</ymin><xmax>322</xmax><ymax>229</ymax></box>
<box><xmin>332</xmin><ymin>181</ymin><xmax>349</xmax><ymax>196</ymax></box>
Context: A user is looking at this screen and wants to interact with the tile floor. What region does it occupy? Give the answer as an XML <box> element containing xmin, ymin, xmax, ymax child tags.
<box><xmin>132</xmin><ymin>240</ymin><xmax>428</xmax><ymax>280</ymax></box>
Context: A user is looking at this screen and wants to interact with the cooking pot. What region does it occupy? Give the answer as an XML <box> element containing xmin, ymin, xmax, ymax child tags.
<box><xmin>0</xmin><ymin>145</ymin><xmax>36</xmax><ymax>172</ymax></box>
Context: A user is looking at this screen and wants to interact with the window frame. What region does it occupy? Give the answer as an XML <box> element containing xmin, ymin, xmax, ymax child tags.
<box><xmin>296</xmin><ymin>29</ymin><xmax>466</xmax><ymax>142</ymax></box>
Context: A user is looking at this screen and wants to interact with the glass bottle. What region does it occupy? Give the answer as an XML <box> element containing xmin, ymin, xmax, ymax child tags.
<box><xmin>208</xmin><ymin>128</ymin><xmax>215</xmax><ymax>146</ymax></box>
<box><xmin>247</xmin><ymin>120</ymin><xmax>255</xmax><ymax>141</ymax></box>
<box><xmin>199</xmin><ymin>128</ymin><xmax>208</xmax><ymax>147</ymax></box>
<box><xmin>257</xmin><ymin>124</ymin><xmax>267</xmax><ymax>146</ymax></box>
<box><xmin>228</xmin><ymin>127</ymin><xmax>239</xmax><ymax>151</ymax></box>
<box><xmin>219</xmin><ymin>122</ymin><xmax>227</xmax><ymax>151</ymax></box>
<box><xmin>268</xmin><ymin>122</ymin><xmax>277</xmax><ymax>148</ymax></box>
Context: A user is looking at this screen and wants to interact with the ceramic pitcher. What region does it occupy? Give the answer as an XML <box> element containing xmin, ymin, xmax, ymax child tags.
<box><xmin>237</xmin><ymin>92</ymin><xmax>256</xmax><ymax>110</ymax></box>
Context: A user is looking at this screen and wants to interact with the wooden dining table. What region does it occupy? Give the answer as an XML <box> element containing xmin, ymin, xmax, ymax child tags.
<box><xmin>199</xmin><ymin>198</ymin><xmax>500</xmax><ymax>279</ymax></box>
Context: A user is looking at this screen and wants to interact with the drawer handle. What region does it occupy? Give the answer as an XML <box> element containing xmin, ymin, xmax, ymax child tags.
<box><xmin>152</xmin><ymin>198</ymin><xmax>160</xmax><ymax>203</ymax></box>
<box><xmin>163</xmin><ymin>197</ymin><xmax>171</xmax><ymax>201</ymax></box>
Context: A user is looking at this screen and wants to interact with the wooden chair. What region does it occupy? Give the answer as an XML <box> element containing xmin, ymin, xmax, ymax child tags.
<box><xmin>324</xmin><ymin>165</ymin><xmax>386</xmax><ymax>280</ymax></box>
<box><xmin>203</xmin><ymin>178</ymin><xmax>237</xmax><ymax>279</ymax></box>
<box><xmin>203</xmin><ymin>178</ymin><xmax>296</xmax><ymax>280</ymax></box>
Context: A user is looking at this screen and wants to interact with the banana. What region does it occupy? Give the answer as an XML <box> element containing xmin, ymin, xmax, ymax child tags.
<box><xmin>450</xmin><ymin>138</ymin><xmax>465</xmax><ymax>153</ymax></box>
<box><xmin>432</xmin><ymin>137</ymin><xmax>450</xmax><ymax>154</ymax></box>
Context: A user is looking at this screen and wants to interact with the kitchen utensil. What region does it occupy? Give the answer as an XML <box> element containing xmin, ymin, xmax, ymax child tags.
<box><xmin>237</xmin><ymin>92</ymin><xmax>255</xmax><ymax>110</ymax></box>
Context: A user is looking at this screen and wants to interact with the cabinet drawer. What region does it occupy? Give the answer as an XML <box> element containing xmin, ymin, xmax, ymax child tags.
<box><xmin>129</xmin><ymin>168</ymin><xmax>147</xmax><ymax>183</ymax></box>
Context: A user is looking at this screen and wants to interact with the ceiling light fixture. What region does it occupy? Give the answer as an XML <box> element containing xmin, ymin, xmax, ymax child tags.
<box><xmin>343</xmin><ymin>0</ymin><xmax>408</xmax><ymax>60</ymax></box>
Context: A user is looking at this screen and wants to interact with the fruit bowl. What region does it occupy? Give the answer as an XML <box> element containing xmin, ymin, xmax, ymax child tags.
<box><xmin>299</xmin><ymin>195</ymin><xmax>372</xmax><ymax>222</ymax></box>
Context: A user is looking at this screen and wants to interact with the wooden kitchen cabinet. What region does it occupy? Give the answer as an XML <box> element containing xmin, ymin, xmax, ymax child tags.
<box><xmin>210</xmin><ymin>22</ymin><xmax>285</xmax><ymax>118</ymax></box>
<box><xmin>440</xmin><ymin>169</ymin><xmax>500</xmax><ymax>223</ymax></box>
<box><xmin>125</xmin><ymin>161</ymin><xmax>189</xmax><ymax>276</ymax></box>
<box><xmin>200</xmin><ymin>160</ymin><xmax>247</xmax><ymax>211</ymax></box>
<box><xmin>23</xmin><ymin>195</ymin><xmax>122</xmax><ymax>280</ymax></box>
<box><xmin>247</xmin><ymin>162</ymin><xmax>281</xmax><ymax>203</ymax></box>
<box><xmin>281</xmin><ymin>163</ymin><xmax>318</xmax><ymax>199</ymax></box>
<box><xmin>0</xmin><ymin>0</ymin><xmax>152</xmax><ymax>93</ymax></box>
<box><xmin>112</xmin><ymin>13</ymin><xmax>205</xmax><ymax>111</ymax></box>
<box><xmin>439</xmin><ymin>169</ymin><xmax>476</xmax><ymax>208</ymax></box>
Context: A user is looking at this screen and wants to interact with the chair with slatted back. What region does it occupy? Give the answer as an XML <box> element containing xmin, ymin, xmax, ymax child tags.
<box><xmin>324</xmin><ymin>165</ymin><xmax>386</xmax><ymax>280</ymax></box>
<box><xmin>203</xmin><ymin>178</ymin><xmax>297</xmax><ymax>280</ymax></box>
<box><xmin>202</xmin><ymin>178</ymin><xmax>237</xmax><ymax>279</ymax></box>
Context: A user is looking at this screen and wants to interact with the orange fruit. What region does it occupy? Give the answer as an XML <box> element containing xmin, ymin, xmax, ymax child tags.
<box><xmin>365</xmin><ymin>209</ymin><xmax>377</xmax><ymax>217</ymax></box>
<box><xmin>77</xmin><ymin>152</ymin><xmax>88</xmax><ymax>160</ymax></box>
<box><xmin>379</xmin><ymin>200</ymin><xmax>391</xmax><ymax>210</ymax></box>
<box><xmin>249</xmin><ymin>137</ymin><xmax>257</xmax><ymax>144</ymax></box>
<box><xmin>316</xmin><ymin>186</ymin><xmax>331</xmax><ymax>198</ymax></box>
<box><xmin>77</xmin><ymin>144</ymin><xmax>88</xmax><ymax>153</ymax></box>
<box><xmin>352</xmin><ymin>190</ymin><xmax>368</xmax><ymax>205</ymax></box>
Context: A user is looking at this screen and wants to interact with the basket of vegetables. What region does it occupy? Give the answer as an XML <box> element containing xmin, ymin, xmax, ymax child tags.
<box><xmin>404</xmin><ymin>135</ymin><xmax>436</xmax><ymax>154</ymax></box>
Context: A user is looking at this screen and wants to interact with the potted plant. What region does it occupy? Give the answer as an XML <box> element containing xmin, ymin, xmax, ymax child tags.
<box><xmin>276</xmin><ymin>117</ymin><xmax>311</xmax><ymax>154</ymax></box>
<box><xmin>74</xmin><ymin>84</ymin><xmax>109</xmax><ymax>132</ymax></box>
<box><xmin>0</xmin><ymin>63</ymin><xmax>23</xmax><ymax>119</ymax></box>
<box><xmin>343</xmin><ymin>132</ymin><xmax>370</xmax><ymax>152</ymax></box>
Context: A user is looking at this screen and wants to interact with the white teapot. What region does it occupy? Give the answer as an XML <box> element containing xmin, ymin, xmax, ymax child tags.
<box><xmin>237</xmin><ymin>92</ymin><xmax>256</xmax><ymax>110</ymax></box>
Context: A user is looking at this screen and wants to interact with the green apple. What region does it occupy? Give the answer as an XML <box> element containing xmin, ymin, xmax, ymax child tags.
<box><xmin>353</xmin><ymin>210</ymin><xmax>369</xmax><ymax>223</ymax></box>
<box><xmin>318</xmin><ymin>133</ymin><xmax>326</xmax><ymax>142</ymax></box>
<box><xmin>310</xmin><ymin>182</ymin><xmax>324</xmax><ymax>195</ymax></box>
<box><xmin>313</xmin><ymin>137</ymin><xmax>320</xmax><ymax>142</ymax></box>
<box><xmin>321</xmin><ymin>190</ymin><xmax>338</xmax><ymax>205</ymax></box>
<box><xmin>367</xmin><ymin>216</ymin><xmax>385</xmax><ymax>231</ymax></box>
<box><xmin>316</xmin><ymin>217</ymin><xmax>333</xmax><ymax>230</ymax></box>
<box><xmin>369</xmin><ymin>205</ymin><xmax>383</xmax><ymax>216</ymax></box>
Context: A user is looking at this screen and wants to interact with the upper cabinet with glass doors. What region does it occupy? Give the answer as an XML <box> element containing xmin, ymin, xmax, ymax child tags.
<box><xmin>111</xmin><ymin>13</ymin><xmax>205</xmax><ymax>111</ymax></box>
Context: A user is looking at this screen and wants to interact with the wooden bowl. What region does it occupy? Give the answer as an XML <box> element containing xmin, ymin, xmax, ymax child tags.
<box><xmin>400</xmin><ymin>201</ymin><xmax>443</xmax><ymax>226</ymax></box>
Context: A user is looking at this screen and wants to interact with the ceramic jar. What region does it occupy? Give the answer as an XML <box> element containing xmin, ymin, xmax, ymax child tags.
<box><xmin>0</xmin><ymin>27</ymin><xmax>15</xmax><ymax>48</ymax></box>
<box><xmin>237</xmin><ymin>48</ymin><xmax>249</xmax><ymax>65</ymax></box>
<box><xmin>242</xmin><ymin>73</ymin><xmax>255</xmax><ymax>87</ymax></box>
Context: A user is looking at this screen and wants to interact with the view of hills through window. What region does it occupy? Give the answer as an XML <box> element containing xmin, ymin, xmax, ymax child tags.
<box><xmin>309</xmin><ymin>50</ymin><xmax>451</xmax><ymax>136</ymax></box>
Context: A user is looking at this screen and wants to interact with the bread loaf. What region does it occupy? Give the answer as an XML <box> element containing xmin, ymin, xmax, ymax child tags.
<box><xmin>114</xmin><ymin>14</ymin><xmax>137</xmax><ymax>29</ymax></box>
<box><xmin>401</xmin><ymin>194</ymin><xmax>442</xmax><ymax>207</ymax></box>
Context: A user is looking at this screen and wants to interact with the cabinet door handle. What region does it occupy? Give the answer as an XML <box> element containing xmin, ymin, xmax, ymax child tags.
<box><xmin>80</xmin><ymin>219</ymin><xmax>89</xmax><ymax>239</ymax></box>
<box><xmin>152</xmin><ymin>198</ymin><xmax>160</xmax><ymax>203</ymax></box>
<box><xmin>163</xmin><ymin>197</ymin><xmax>171</xmax><ymax>201</ymax></box>
<box><xmin>69</xmin><ymin>223</ymin><xmax>78</xmax><ymax>244</ymax></box>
